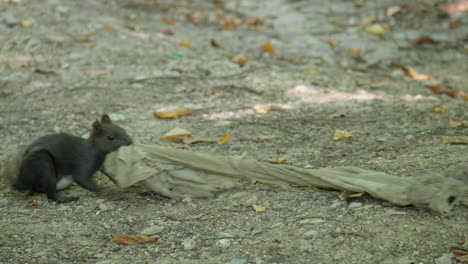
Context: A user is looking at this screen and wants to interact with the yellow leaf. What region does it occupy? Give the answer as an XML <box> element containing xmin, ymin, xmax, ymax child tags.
<box><xmin>365</xmin><ymin>24</ymin><xmax>386</xmax><ymax>35</ymax></box>
<box><xmin>441</xmin><ymin>136</ymin><xmax>468</xmax><ymax>144</ymax></box>
<box><xmin>114</xmin><ymin>233</ymin><xmax>158</xmax><ymax>245</ymax></box>
<box><xmin>276</xmin><ymin>158</ymin><xmax>288</xmax><ymax>164</ymax></box>
<box><xmin>154</xmin><ymin>105</ymin><xmax>192</xmax><ymax>119</ymax></box>
<box><xmin>20</xmin><ymin>20</ymin><xmax>34</xmax><ymax>27</ymax></box>
<box><xmin>252</xmin><ymin>205</ymin><xmax>267</xmax><ymax>213</ymax></box>
<box><xmin>338</xmin><ymin>191</ymin><xmax>366</xmax><ymax>201</ymax></box>
<box><xmin>218</xmin><ymin>132</ymin><xmax>231</xmax><ymax>145</ymax></box>
<box><xmin>162</xmin><ymin>128</ymin><xmax>192</xmax><ymax>140</ymax></box>
<box><xmin>304</xmin><ymin>70</ymin><xmax>318</xmax><ymax>75</ymax></box>
<box><xmin>260</xmin><ymin>41</ymin><xmax>275</xmax><ymax>55</ymax></box>
<box><xmin>334</xmin><ymin>130</ymin><xmax>352</xmax><ymax>141</ymax></box>
<box><xmin>252</xmin><ymin>105</ymin><xmax>272</xmax><ymax>114</ymax></box>
<box><xmin>314</xmin><ymin>60</ymin><xmax>323</xmax><ymax>65</ymax></box>
<box><xmin>232</xmin><ymin>55</ymin><xmax>249</xmax><ymax>65</ymax></box>
<box><xmin>449</xmin><ymin>117</ymin><xmax>468</xmax><ymax>127</ymax></box>
<box><xmin>400</xmin><ymin>66</ymin><xmax>433</xmax><ymax>81</ymax></box>
<box><xmin>347</xmin><ymin>49</ymin><xmax>361</xmax><ymax>56</ymax></box>
<box><xmin>434</xmin><ymin>106</ymin><xmax>446</xmax><ymax>113</ymax></box>
<box><xmin>180</xmin><ymin>38</ymin><xmax>191</xmax><ymax>48</ymax></box>
<box><xmin>327</xmin><ymin>39</ymin><xmax>338</xmax><ymax>48</ymax></box>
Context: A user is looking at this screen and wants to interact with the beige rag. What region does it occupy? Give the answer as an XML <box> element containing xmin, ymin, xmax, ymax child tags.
<box><xmin>102</xmin><ymin>144</ymin><xmax>468</xmax><ymax>214</ymax></box>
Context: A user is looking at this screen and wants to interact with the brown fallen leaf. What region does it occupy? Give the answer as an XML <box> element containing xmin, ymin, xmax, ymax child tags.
<box><xmin>411</xmin><ymin>36</ymin><xmax>440</xmax><ymax>45</ymax></box>
<box><xmin>441</xmin><ymin>136</ymin><xmax>468</xmax><ymax>144</ymax></box>
<box><xmin>465</xmin><ymin>94</ymin><xmax>468</xmax><ymax>101</ymax></box>
<box><xmin>450</xmin><ymin>18</ymin><xmax>460</xmax><ymax>29</ymax></box>
<box><xmin>35</xmin><ymin>67</ymin><xmax>57</xmax><ymax>74</ymax></box>
<box><xmin>114</xmin><ymin>233</ymin><xmax>158</xmax><ymax>245</ymax></box>
<box><xmin>210</xmin><ymin>39</ymin><xmax>221</xmax><ymax>48</ymax></box>
<box><xmin>247</xmin><ymin>17</ymin><xmax>263</xmax><ymax>26</ymax></box>
<box><xmin>186</xmin><ymin>12</ymin><xmax>205</xmax><ymax>23</ymax></box>
<box><xmin>85</xmin><ymin>69</ymin><xmax>107</xmax><ymax>76</ymax></box>
<box><xmin>450</xmin><ymin>117</ymin><xmax>468</xmax><ymax>127</ymax></box>
<box><xmin>334</xmin><ymin>130</ymin><xmax>352</xmax><ymax>141</ymax></box>
<box><xmin>161</xmin><ymin>17</ymin><xmax>176</xmax><ymax>25</ymax></box>
<box><xmin>180</xmin><ymin>38</ymin><xmax>191</xmax><ymax>48</ymax></box>
<box><xmin>77</xmin><ymin>37</ymin><xmax>92</xmax><ymax>43</ymax></box>
<box><xmin>450</xmin><ymin>247</ymin><xmax>468</xmax><ymax>255</ymax></box>
<box><xmin>458</xmin><ymin>238</ymin><xmax>468</xmax><ymax>245</ymax></box>
<box><xmin>20</xmin><ymin>20</ymin><xmax>34</xmax><ymax>27</ymax></box>
<box><xmin>104</xmin><ymin>24</ymin><xmax>115</xmax><ymax>31</ymax></box>
<box><xmin>154</xmin><ymin>105</ymin><xmax>192</xmax><ymax>119</ymax></box>
<box><xmin>360</xmin><ymin>16</ymin><xmax>376</xmax><ymax>26</ymax></box>
<box><xmin>425</xmin><ymin>85</ymin><xmax>458</xmax><ymax>97</ymax></box>
<box><xmin>218</xmin><ymin>132</ymin><xmax>231</xmax><ymax>145</ymax></box>
<box><xmin>260</xmin><ymin>41</ymin><xmax>275</xmax><ymax>55</ymax></box>
<box><xmin>400</xmin><ymin>66</ymin><xmax>434</xmax><ymax>81</ymax></box>
<box><xmin>161</xmin><ymin>29</ymin><xmax>174</xmax><ymax>35</ymax></box>
<box><xmin>338</xmin><ymin>191</ymin><xmax>366</xmax><ymax>201</ymax></box>
<box><xmin>232</xmin><ymin>55</ymin><xmax>249</xmax><ymax>65</ymax></box>
<box><xmin>252</xmin><ymin>205</ymin><xmax>267</xmax><ymax>213</ymax></box>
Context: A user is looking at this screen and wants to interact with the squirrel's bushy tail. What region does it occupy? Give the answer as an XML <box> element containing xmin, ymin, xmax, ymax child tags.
<box><xmin>2</xmin><ymin>146</ymin><xmax>28</xmax><ymax>190</ymax></box>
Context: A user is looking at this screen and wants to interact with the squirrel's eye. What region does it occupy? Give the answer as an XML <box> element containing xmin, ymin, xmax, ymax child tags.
<box><xmin>107</xmin><ymin>135</ymin><xmax>115</xmax><ymax>141</ymax></box>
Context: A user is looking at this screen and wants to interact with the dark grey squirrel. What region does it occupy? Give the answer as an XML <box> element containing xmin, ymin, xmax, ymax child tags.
<box><xmin>10</xmin><ymin>114</ymin><xmax>132</xmax><ymax>203</ymax></box>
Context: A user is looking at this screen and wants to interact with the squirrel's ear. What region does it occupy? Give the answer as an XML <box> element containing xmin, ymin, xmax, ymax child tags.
<box><xmin>101</xmin><ymin>114</ymin><xmax>112</xmax><ymax>123</ymax></box>
<box><xmin>92</xmin><ymin>120</ymin><xmax>102</xmax><ymax>132</ymax></box>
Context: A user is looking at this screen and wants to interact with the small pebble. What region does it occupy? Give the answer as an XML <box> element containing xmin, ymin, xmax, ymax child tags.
<box><xmin>182</xmin><ymin>239</ymin><xmax>196</xmax><ymax>250</ymax></box>
<box><xmin>349</xmin><ymin>202</ymin><xmax>363</xmax><ymax>208</ymax></box>
<box><xmin>216</xmin><ymin>239</ymin><xmax>231</xmax><ymax>248</ymax></box>
<box><xmin>141</xmin><ymin>225</ymin><xmax>164</xmax><ymax>235</ymax></box>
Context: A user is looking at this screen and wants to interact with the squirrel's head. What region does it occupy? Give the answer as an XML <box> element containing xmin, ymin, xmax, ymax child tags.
<box><xmin>90</xmin><ymin>114</ymin><xmax>133</xmax><ymax>153</ymax></box>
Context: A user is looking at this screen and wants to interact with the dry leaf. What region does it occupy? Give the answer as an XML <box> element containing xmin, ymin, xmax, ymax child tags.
<box><xmin>465</xmin><ymin>94</ymin><xmax>468</xmax><ymax>101</ymax></box>
<box><xmin>360</xmin><ymin>16</ymin><xmax>376</xmax><ymax>26</ymax></box>
<box><xmin>104</xmin><ymin>24</ymin><xmax>115</xmax><ymax>31</ymax></box>
<box><xmin>162</xmin><ymin>128</ymin><xmax>192</xmax><ymax>140</ymax></box>
<box><xmin>77</xmin><ymin>37</ymin><xmax>92</xmax><ymax>43</ymax></box>
<box><xmin>327</xmin><ymin>39</ymin><xmax>338</xmax><ymax>48</ymax></box>
<box><xmin>365</xmin><ymin>24</ymin><xmax>386</xmax><ymax>35</ymax></box>
<box><xmin>458</xmin><ymin>238</ymin><xmax>468</xmax><ymax>245</ymax></box>
<box><xmin>252</xmin><ymin>205</ymin><xmax>267</xmax><ymax>213</ymax></box>
<box><xmin>232</xmin><ymin>55</ymin><xmax>249</xmax><ymax>65</ymax></box>
<box><xmin>35</xmin><ymin>67</ymin><xmax>56</xmax><ymax>74</ymax></box>
<box><xmin>450</xmin><ymin>247</ymin><xmax>468</xmax><ymax>255</ymax></box>
<box><xmin>32</xmin><ymin>199</ymin><xmax>38</xmax><ymax>207</ymax></box>
<box><xmin>387</xmin><ymin>6</ymin><xmax>402</xmax><ymax>16</ymax></box>
<box><xmin>85</xmin><ymin>69</ymin><xmax>107</xmax><ymax>76</ymax></box>
<box><xmin>154</xmin><ymin>105</ymin><xmax>192</xmax><ymax>119</ymax></box>
<box><xmin>182</xmin><ymin>137</ymin><xmax>218</xmax><ymax>144</ymax></box>
<box><xmin>338</xmin><ymin>191</ymin><xmax>366</xmax><ymax>201</ymax></box>
<box><xmin>161</xmin><ymin>17</ymin><xmax>176</xmax><ymax>25</ymax></box>
<box><xmin>247</xmin><ymin>17</ymin><xmax>263</xmax><ymax>26</ymax></box>
<box><xmin>7</xmin><ymin>56</ymin><xmax>34</xmax><ymax>69</ymax></box>
<box><xmin>434</xmin><ymin>106</ymin><xmax>446</xmax><ymax>114</ymax></box>
<box><xmin>400</xmin><ymin>66</ymin><xmax>433</xmax><ymax>81</ymax></box>
<box><xmin>457</xmin><ymin>255</ymin><xmax>468</xmax><ymax>262</ymax></box>
<box><xmin>180</xmin><ymin>38</ymin><xmax>191</xmax><ymax>48</ymax></box>
<box><xmin>449</xmin><ymin>117</ymin><xmax>468</xmax><ymax>127</ymax></box>
<box><xmin>450</xmin><ymin>18</ymin><xmax>460</xmax><ymax>29</ymax></box>
<box><xmin>210</xmin><ymin>39</ymin><xmax>221</xmax><ymax>48</ymax></box>
<box><xmin>128</xmin><ymin>14</ymin><xmax>137</xmax><ymax>21</ymax></box>
<box><xmin>252</xmin><ymin>105</ymin><xmax>272</xmax><ymax>114</ymax></box>
<box><xmin>161</xmin><ymin>29</ymin><xmax>174</xmax><ymax>35</ymax></box>
<box><xmin>314</xmin><ymin>60</ymin><xmax>323</xmax><ymax>65</ymax></box>
<box><xmin>114</xmin><ymin>233</ymin><xmax>158</xmax><ymax>245</ymax></box>
<box><xmin>260</xmin><ymin>41</ymin><xmax>275</xmax><ymax>55</ymax></box>
<box><xmin>211</xmin><ymin>88</ymin><xmax>222</xmax><ymax>94</ymax></box>
<box><xmin>441</xmin><ymin>136</ymin><xmax>468</xmax><ymax>144</ymax></box>
<box><xmin>425</xmin><ymin>85</ymin><xmax>458</xmax><ymax>97</ymax></box>
<box><xmin>20</xmin><ymin>20</ymin><xmax>34</xmax><ymax>27</ymax></box>
<box><xmin>186</xmin><ymin>12</ymin><xmax>205</xmax><ymax>22</ymax></box>
<box><xmin>347</xmin><ymin>49</ymin><xmax>361</xmax><ymax>56</ymax></box>
<box><xmin>218</xmin><ymin>132</ymin><xmax>231</xmax><ymax>145</ymax></box>
<box><xmin>276</xmin><ymin>158</ymin><xmax>288</xmax><ymax>164</ymax></box>
<box><xmin>334</xmin><ymin>130</ymin><xmax>352</xmax><ymax>141</ymax></box>
<box><xmin>304</xmin><ymin>69</ymin><xmax>318</xmax><ymax>75</ymax></box>
<box><xmin>411</xmin><ymin>36</ymin><xmax>439</xmax><ymax>45</ymax></box>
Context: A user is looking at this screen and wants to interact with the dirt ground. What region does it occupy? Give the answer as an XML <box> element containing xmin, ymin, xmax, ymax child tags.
<box><xmin>1</xmin><ymin>0</ymin><xmax>467</xmax><ymax>263</ymax></box>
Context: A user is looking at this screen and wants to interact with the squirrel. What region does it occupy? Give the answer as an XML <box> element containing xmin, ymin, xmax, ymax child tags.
<box><xmin>8</xmin><ymin>114</ymin><xmax>132</xmax><ymax>203</ymax></box>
